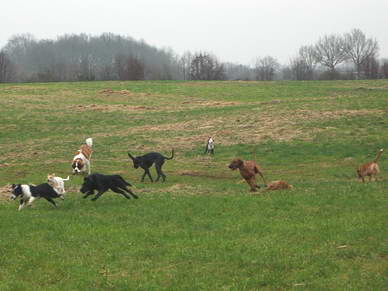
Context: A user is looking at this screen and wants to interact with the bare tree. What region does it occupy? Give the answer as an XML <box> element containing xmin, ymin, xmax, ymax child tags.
<box><xmin>255</xmin><ymin>56</ymin><xmax>279</xmax><ymax>81</ymax></box>
<box><xmin>361</xmin><ymin>55</ymin><xmax>379</xmax><ymax>79</ymax></box>
<box><xmin>115</xmin><ymin>54</ymin><xmax>144</xmax><ymax>80</ymax></box>
<box><xmin>344</xmin><ymin>29</ymin><xmax>379</xmax><ymax>79</ymax></box>
<box><xmin>0</xmin><ymin>51</ymin><xmax>14</xmax><ymax>82</ymax></box>
<box><xmin>178</xmin><ymin>51</ymin><xmax>192</xmax><ymax>80</ymax></box>
<box><xmin>298</xmin><ymin>45</ymin><xmax>317</xmax><ymax>80</ymax></box>
<box><xmin>289</xmin><ymin>57</ymin><xmax>311</xmax><ymax>80</ymax></box>
<box><xmin>190</xmin><ymin>52</ymin><xmax>225</xmax><ymax>80</ymax></box>
<box><xmin>78</xmin><ymin>54</ymin><xmax>96</xmax><ymax>81</ymax></box>
<box><xmin>381</xmin><ymin>59</ymin><xmax>388</xmax><ymax>79</ymax></box>
<box><xmin>314</xmin><ymin>34</ymin><xmax>348</xmax><ymax>74</ymax></box>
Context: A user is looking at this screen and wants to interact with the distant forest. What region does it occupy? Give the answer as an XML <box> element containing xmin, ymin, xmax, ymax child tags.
<box><xmin>0</xmin><ymin>29</ymin><xmax>387</xmax><ymax>82</ymax></box>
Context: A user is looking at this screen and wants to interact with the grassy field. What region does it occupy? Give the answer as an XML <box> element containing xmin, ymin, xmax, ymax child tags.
<box><xmin>0</xmin><ymin>80</ymin><xmax>387</xmax><ymax>290</ymax></box>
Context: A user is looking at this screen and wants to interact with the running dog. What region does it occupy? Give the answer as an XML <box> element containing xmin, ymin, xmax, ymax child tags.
<box><xmin>128</xmin><ymin>149</ymin><xmax>174</xmax><ymax>182</ymax></box>
<box><xmin>80</xmin><ymin>173</ymin><xmax>138</xmax><ymax>201</ymax></box>
<box><xmin>11</xmin><ymin>183</ymin><xmax>62</xmax><ymax>211</ymax></box>
<box><xmin>228</xmin><ymin>158</ymin><xmax>267</xmax><ymax>192</ymax></box>
<box><xmin>357</xmin><ymin>149</ymin><xmax>383</xmax><ymax>182</ymax></box>
<box><xmin>72</xmin><ymin>138</ymin><xmax>93</xmax><ymax>175</ymax></box>
<box><xmin>47</xmin><ymin>173</ymin><xmax>70</xmax><ymax>197</ymax></box>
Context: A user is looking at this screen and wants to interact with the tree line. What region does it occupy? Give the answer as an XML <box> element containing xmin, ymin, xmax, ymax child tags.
<box><xmin>0</xmin><ymin>29</ymin><xmax>387</xmax><ymax>83</ymax></box>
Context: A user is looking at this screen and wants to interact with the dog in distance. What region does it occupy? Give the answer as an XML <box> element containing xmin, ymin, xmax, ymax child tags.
<box><xmin>357</xmin><ymin>149</ymin><xmax>383</xmax><ymax>182</ymax></box>
<box><xmin>204</xmin><ymin>137</ymin><xmax>215</xmax><ymax>155</ymax></box>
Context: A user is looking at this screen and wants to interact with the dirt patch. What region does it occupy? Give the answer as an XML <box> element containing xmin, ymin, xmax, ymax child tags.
<box><xmin>181</xmin><ymin>100</ymin><xmax>240</xmax><ymax>107</ymax></box>
<box><xmin>122</xmin><ymin>108</ymin><xmax>385</xmax><ymax>150</ymax></box>
<box><xmin>152</xmin><ymin>183</ymin><xmax>209</xmax><ymax>196</ymax></box>
<box><xmin>295</xmin><ymin>109</ymin><xmax>385</xmax><ymax>120</ymax></box>
<box><xmin>0</xmin><ymin>185</ymin><xmax>12</xmax><ymax>201</ymax></box>
<box><xmin>70</xmin><ymin>104</ymin><xmax>155</xmax><ymax>112</ymax></box>
<box><xmin>259</xmin><ymin>100</ymin><xmax>282</xmax><ymax>105</ymax></box>
<box><xmin>98</xmin><ymin>89</ymin><xmax>152</xmax><ymax>97</ymax></box>
<box><xmin>1</xmin><ymin>86</ymin><xmax>48</xmax><ymax>91</ymax></box>
<box><xmin>179</xmin><ymin>170</ymin><xmax>230</xmax><ymax>179</ymax></box>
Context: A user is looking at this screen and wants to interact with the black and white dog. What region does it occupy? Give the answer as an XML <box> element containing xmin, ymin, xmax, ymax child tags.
<box><xmin>80</xmin><ymin>173</ymin><xmax>138</xmax><ymax>201</ymax></box>
<box><xmin>11</xmin><ymin>183</ymin><xmax>62</xmax><ymax>211</ymax></box>
<box><xmin>128</xmin><ymin>149</ymin><xmax>174</xmax><ymax>182</ymax></box>
<box><xmin>204</xmin><ymin>137</ymin><xmax>215</xmax><ymax>155</ymax></box>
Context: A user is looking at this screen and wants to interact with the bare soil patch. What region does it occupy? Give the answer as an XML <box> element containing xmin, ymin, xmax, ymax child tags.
<box><xmin>178</xmin><ymin>170</ymin><xmax>230</xmax><ymax>179</ymax></box>
<box><xmin>70</xmin><ymin>104</ymin><xmax>155</xmax><ymax>112</ymax></box>
<box><xmin>0</xmin><ymin>185</ymin><xmax>12</xmax><ymax>201</ymax></box>
<box><xmin>98</xmin><ymin>89</ymin><xmax>152</xmax><ymax>97</ymax></box>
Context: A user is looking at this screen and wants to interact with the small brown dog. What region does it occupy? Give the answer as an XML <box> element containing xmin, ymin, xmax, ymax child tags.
<box><xmin>357</xmin><ymin>149</ymin><xmax>383</xmax><ymax>182</ymax></box>
<box><xmin>266</xmin><ymin>180</ymin><xmax>293</xmax><ymax>191</ymax></box>
<box><xmin>228</xmin><ymin>158</ymin><xmax>266</xmax><ymax>191</ymax></box>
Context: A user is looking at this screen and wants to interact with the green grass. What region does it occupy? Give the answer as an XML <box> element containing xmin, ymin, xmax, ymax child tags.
<box><xmin>0</xmin><ymin>80</ymin><xmax>387</xmax><ymax>290</ymax></box>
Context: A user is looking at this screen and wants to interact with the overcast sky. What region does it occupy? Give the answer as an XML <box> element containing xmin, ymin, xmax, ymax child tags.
<box><xmin>1</xmin><ymin>0</ymin><xmax>387</xmax><ymax>65</ymax></box>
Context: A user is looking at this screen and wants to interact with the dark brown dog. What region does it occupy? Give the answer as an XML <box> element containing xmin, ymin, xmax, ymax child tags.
<box><xmin>228</xmin><ymin>158</ymin><xmax>267</xmax><ymax>191</ymax></box>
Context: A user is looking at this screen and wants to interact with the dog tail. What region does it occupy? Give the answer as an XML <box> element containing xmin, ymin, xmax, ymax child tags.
<box><xmin>164</xmin><ymin>149</ymin><xmax>174</xmax><ymax>160</ymax></box>
<box><xmin>63</xmin><ymin>176</ymin><xmax>70</xmax><ymax>181</ymax></box>
<box><xmin>374</xmin><ymin>148</ymin><xmax>384</xmax><ymax>163</ymax></box>
<box><xmin>86</xmin><ymin>138</ymin><xmax>93</xmax><ymax>147</ymax></box>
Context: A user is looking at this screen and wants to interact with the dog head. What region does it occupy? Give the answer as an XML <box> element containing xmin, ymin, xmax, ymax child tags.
<box><xmin>47</xmin><ymin>173</ymin><xmax>56</xmax><ymax>182</ymax></box>
<box><xmin>10</xmin><ymin>184</ymin><xmax>23</xmax><ymax>200</ymax></box>
<box><xmin>228</xmin><ymin>158</ymin><xmax>243</xmax><ymax>170</ymax></box>
<box><xmin>72</xmin><ymin>159</ymin><xmax>84</xmax><ymax>174</ymax></box>
<box><xmin>356</xmin><ymin>168</ymin><xmax>362</xmax><ymax>178</ymax></box>
<box><xmin>128</xmin><ymin>152</ymin><xmax>141</xmax><ymax>169</ymax></box>
<box><xmin>80</xmin><ymin>176</ymin><xmax>94</xmax><ymax>194</ymax></box>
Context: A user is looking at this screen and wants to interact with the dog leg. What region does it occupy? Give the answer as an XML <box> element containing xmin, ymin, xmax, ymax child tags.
<box><xmin>91</xmin><ymin>190</ymin><xmax>107</xmax><ymax>201</ymax></box>
<box><xmin>86</xmin><ymin>160</ymin><xmax>91</xmax><ymax>175</ymax></box>
<box><xmin>247</xmin><ymin>178</ymin><xmax>258</xmax><ymax>192</ymax></box>
<box><xmin>155</xmin><ymin>164</ymin><xmax>163</xmax><ymax>182</ymax></box>
<box><xmin>18</xmin><ymin>199</ymin><xmax>26</xmax><ymax>211</ymax></box>
<box><xmin>27</xmin><ymin>197</ymin><xmax>36</xmax><ymax>207</ymax></box>
<box><xmin>83</xmin><ymin>191</ymin><xmax>94</xmax><ymax>199</ymax></box>
<box><xmin>111</xmin><ymin>187</ymin><xmax>131</xmax><ymax>199</ymax></box>
<box><xmin>155</xmin><ymin>161</ymin><xmax>166</xmax><ymax>182</ymax></box>
<box><xmin>142</xmin><ymin>168</ymin><xmax>153</xmax><ymax>182</ymax></box>
<box><xmin>119</xmin><ymin>186</ymin><xmax>139</xmax><ymax>199</ymax></box>
<box><xmin>44</xmin><ymin>197</ymin><xmax>57</xmax><ymax>207</ymax></box>
<box><xmin>257</xmin><ymin>171</ymin><xmax>267</xmax><ymax>187</ymax></box>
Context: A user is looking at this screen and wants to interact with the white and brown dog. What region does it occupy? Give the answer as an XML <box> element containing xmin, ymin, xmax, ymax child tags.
<box><xmin>72</xmin><ymin>138</ymin><xmax>93</xmax><ymax>175</ymax></box>
<box><xmin>47</xmin><ymin>173</ymin><xmax>70</xmax><ymax>197</ymax></box>
<box><xmin>204</xmin><ymin>137</ymin><xmax>215</xmax><ymax>155</ymax></box>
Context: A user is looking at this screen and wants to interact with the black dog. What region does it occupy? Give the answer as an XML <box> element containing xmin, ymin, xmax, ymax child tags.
<box><xmin>128</xmin><ymin>149</ymin><xmax>174</xmax><ymax>182</ymax></box>
<box><xmin>11</xmin><ymin>183</ymin><xmax>62</xmax><ymax>211</ymax></box>
<box><xmin>80</xmin><ymin>173</ymin><xmax>138</xmax><ymax>201</ymax></box>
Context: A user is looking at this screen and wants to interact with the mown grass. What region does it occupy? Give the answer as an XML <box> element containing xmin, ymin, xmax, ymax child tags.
<box><xmin>0</xmin><ymin>80</ymin><xmax>387</xmax><ymax>290</ymax></box>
